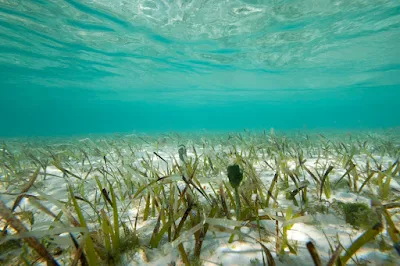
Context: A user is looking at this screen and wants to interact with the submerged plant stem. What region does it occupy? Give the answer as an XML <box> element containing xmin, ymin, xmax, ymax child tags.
<box><xmin>234</xmin><ymin>187</ymin><xmax>241</xmax><ymax>220</ymax></box>
<box><xmin>0</xmin><ymin>199</ymin><xmax>59</xmax><ymax>266</ymax></box>
<box><xmin>340</xmin><ymin>223</ymin><xmax>383</xmax><ymax>264</ymax></box>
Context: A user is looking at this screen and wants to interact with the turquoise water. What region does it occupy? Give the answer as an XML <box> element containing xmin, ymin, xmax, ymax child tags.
<box><xmin>0</xmin><ymin>0</ymin><xmax>399</xmax><ymax>136</ymax></box>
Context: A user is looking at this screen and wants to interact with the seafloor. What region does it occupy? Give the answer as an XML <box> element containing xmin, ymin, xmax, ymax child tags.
<box><xmin>0</xmin><ymin>129</ymin><xmax>399</xmax><ymax>265</ymax></box>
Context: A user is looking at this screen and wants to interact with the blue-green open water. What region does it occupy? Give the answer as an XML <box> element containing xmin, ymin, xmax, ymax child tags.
<box><xmin>1</xmin><ymin>0</ymin><xmax>399</xmax><ymax>136</ymax></box>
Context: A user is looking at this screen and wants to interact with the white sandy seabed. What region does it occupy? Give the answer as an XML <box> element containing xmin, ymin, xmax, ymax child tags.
<box><xmin>1</xmin><ymin>145</ymin><xmax>399</xmax><ymax>266</ymax></box>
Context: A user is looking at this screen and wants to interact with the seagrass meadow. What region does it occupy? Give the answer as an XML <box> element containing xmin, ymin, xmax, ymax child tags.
<box><xmin>1</xmin><ymin>1</ymin><xmax>400</xmax><ymax>265</ymax></box>
<box><xmin>1</xmin><ymin>130</ymin><xmax>399</xmax><ymax>266</ymax></box>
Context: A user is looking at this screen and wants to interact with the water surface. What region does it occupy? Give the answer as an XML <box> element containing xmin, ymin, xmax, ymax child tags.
<box><xmin>1</xmin><ymin>0</ymin><xmax>399</xmax><ymax>136</ymax></box>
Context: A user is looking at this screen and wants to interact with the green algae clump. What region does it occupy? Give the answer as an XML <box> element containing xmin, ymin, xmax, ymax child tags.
<box><xmin>227</xmin><ymin>164</ymin><xmax>243</xmax><ymax>189</ymax></box>
<box><xmin>337</xmin><ymin>202</ymin><xmax>380</xmax><ymax>229</ymax></box>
